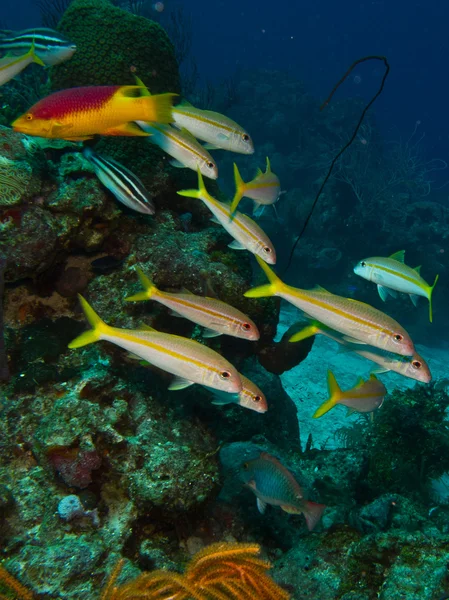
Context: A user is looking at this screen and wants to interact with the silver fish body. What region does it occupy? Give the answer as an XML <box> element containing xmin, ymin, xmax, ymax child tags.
<box><xmin>83</xmin><ymin>148</ymin><xmax>155</xmax><ymax>214</ymax></box>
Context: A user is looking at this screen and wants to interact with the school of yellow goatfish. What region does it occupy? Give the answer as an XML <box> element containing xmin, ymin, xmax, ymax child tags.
<box><xmin>0</xmin><ymin>24</ymin><xmax>440</xmax><ymax>529</ymax></box>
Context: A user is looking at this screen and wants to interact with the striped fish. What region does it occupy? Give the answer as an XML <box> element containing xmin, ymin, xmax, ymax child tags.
<box><xmin>83</xmin><ymin>148</ymin><xmax>155</xmax><ymax>214</ymax></box>
<box><xmin>354</xmin><ymin>250</ymin><xmax>439</xmax><ymax>322</ymax></box>
<box><xmin>0</xmin><ymin>41</ymin><xmax>45</xmax><ymax>86</ymax></box>
<box><xmin>0</xmin><ymin>28</ymin><xmax>76</xmax><ymax>66</ymax></box>
<box><xmin>172</xmin><ymin>102</ymin><xmax>254</xmax><ymax>154</ymax></box>
<box><xmin>135</xmin><ymin>121</ymin><xmax>218</xmax><ymax>179</ymax></box>
<box><xmin>126</xmin><ymin>266</ymin><xmax>259</xmax><ymax>340</ymax></box>
<box><xmin>289</xmin><ymin>319</ymin><xmax>431</xmax><ymax>383</ymax></box>
<box><xmin>178</xmin><ymin>169</ymin><xmax>276</xmax><ymax>264</ymax></box>
<box><xmin>230</xmin><ymin>158</ymin><xmax>281</xmax><ymax>214</ymax></box>
<box><xmin>207</xmin><ymin>374</ymin><xmax>268</xmax><ymax>413</ymax></box>
<box><xmin>245</xmin><ymin>256</ymin><xmax>416</xmax><ymax>356</ymax></box>
<box><xmin>68</xmin><ymin>295</ymin><xmax>243</xmax><ymax>393</ymax></box>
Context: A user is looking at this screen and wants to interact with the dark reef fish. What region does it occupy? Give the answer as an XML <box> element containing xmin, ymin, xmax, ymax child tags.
<box><xmin>239</xmin><ymin>451</ymin><xmax>325</xmax><ymax>531</ymax></box>
<box><xmin>0</xmin><ymin>256</ymin><xmax>9</xmax><ymax>381</ymax></box>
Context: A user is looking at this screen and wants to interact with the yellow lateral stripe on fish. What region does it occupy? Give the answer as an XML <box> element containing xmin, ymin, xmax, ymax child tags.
<box><xmin>354</xmin><ymin>252</ymin><xmax>439</xmax><ymax>322</ymax></box>
<box><xmin>177</xmin><ymin>169</ymin><xmax>276</xmax><ymax>264</ymax></box>
<box><xmin>244</xmin><ymin>256</ymin><xmax>415</xmax><ymax>356</ymax></box>
<box><xmin>68</xmin><ymin>295</ymin><xmax>242</xmax><ymax>393</ymax></box>
<box><xmin>125</xmin><ymin>267</ymin><xmax>259</xmax><ymax>340</ymax></box>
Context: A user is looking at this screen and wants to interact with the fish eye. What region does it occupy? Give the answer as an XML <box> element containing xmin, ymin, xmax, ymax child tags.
<box><xmin>394</xmin><ymin>333</ymin><xmax>403</xmax><ymax>342</ymax></box>
<box><xmin>253</xmin><ymin>395</ymin><xmax>262</xmax><ymax>403</ymax></box>
<box><xmin>220</xmin><ymin>370</ymin><xmax>231</xmax><ymax>379</ymax></box>
<box><xmin>361</xmin><ymin>261</ymin><xmax>366</xmax><ymax>267</ymax></box>
<box><xmin>26</xmin><ymin>114</ymin><xmax>33</xmax><ymax>121</ymax></box>
<box><xmin>263</xmin><ymin>246</ymin><xmax>272</xmax><ymax>253</ymax></box>
<box><xmin>207</xmin><ymin>161</ymin><xmax>215</xmax><ymax>169</ymax></box>
<box><xmin>242</xmin><ymin>134</ymin><xmax>250</xmax><ymax>142</ymax></box>
<box><xmin>412</xmin><ymin>360</ymin><xmax>422</xmax><ymax>369</ymax></box>
<box><xmin>241</xmin><ymin>322</ymin><xmax>251</xmax><ymax>331</ymax></box>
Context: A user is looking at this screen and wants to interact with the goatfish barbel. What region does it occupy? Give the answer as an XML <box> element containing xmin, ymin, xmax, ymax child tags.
<box><xmin>239</xmin><ymin>451</ymin><xmax>325</xmax><ymax>531</ymax></box>
<box><xmin>313</xmin><ymin>371</ymin><xmax>386</xmax><ymax>419</ymax></box>
<box><xmin>206</xmin><ymin>374</ymin><xmax>268</xmax><ymax>413</ymax></box>
<box><xmin>0</xmin><ymin>28</ymin><xmax>76</xmax><ymax>65</ymax></box>
<box><xmin>289</xmin><ymin>319</ymin><xmax>432</xmax><ymax>383</ymax></box>
<box><xmin>245</xmin><ymin>256</ymin><xmax>415</xmax><ymax>356</ymax></box>
<box><xmin>68</xmin><ymin>295</ymin><xmax>242</xmax><ymax>393</ymax></box>
<box><xmin>0</xmin><ymin>40</ymin><xmax>45</xmax><ymax>86</ymax></box>
<box><xmin>12</xmin><ymin>85</ymin><xmax>175</xmax><ymax>141</ymax></box>
<box><xmin>126</xmin><ymin>267</ymin><xmax>259</xmax><ymax>340</ymax></box>
<box><xmin>83</xmin><ymin>148</ymin><xmax>155</xmax><ymax>214</ymax></box>
<box><xmin>135</xmin><ymin>121</ymin><xmax>218</xmax><ymax>179</ymax></box>
<box><xmin>178</xmin><ymin>169</ymin><xmax>276</xmax><ymax>264</ymax></box>
<box><xmin>354</xmin><ymin>250</ymin><xmax>439</xmax><ymax>323</ymax></box>
<box><xmin>172</xmin><ymin>101</ymin><xmax>254</xmax><ymax>154</ymax></box>
<box><xmin>230</xmin><ymin>158</ymin><xmax>281</xmax><ymax>215</ymax></box>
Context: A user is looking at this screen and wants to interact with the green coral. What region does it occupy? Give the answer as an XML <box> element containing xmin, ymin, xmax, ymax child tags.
<box><xmin>0</xmin><ymin>156</ymin><xmax>34</xmax><ymax>206</ymax></box>
<box><xmin>51</xmin><ymin>0</ymin><xmax>180</xmax><ymax>93</ymax></box>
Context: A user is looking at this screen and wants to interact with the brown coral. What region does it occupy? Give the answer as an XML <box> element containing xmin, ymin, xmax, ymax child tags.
<box><xmin>103</xmin><ymin>542</ymin><xmax>290</xmax><ymax>600</ymax></box>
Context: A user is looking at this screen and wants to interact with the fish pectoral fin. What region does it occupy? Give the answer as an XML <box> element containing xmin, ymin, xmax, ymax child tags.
<box><xmin>389</xmin><ymin>250</ymin><xmax>405</xmax><ymax>263</ymax></box>
<box><xmin>228</xmin><ymin>240</ymin><xmax>246</xmax><ymax>250</ymax></box>
<box><xmin>169</xmin><ymin>159</ymin><xmax>187</xmax><ymax>168</ymax></box>
<box><xmin>210</xmin><ymin>216</ymin><xmax>220</xmax><ymax>224</ymax></box>
<box><xmin>203</xmin><ymin>143</ymin><xmax>221</xmax><ymax>150</ymax></box>
<box><xmin>211</xmin><ymin>392</ymin><xmax>239</xmax><ymax>405</ymax></box>
<box><xmin>217</xmin><ymin>132</ymin><xmax>230</xmax><ymax>141</ymax></box>
<box><xmin>51</xmin><ymin>122</ymin><xmax>74</xmax><ymax>136</ymax></box>
<box><xmin>370</xmin><ymin>367</ymin><xmax>390</xmax><ymax>375</ymax></box>
<box><xmin>280</xmin><ymin>504</ymin><xmax>301</xmax><ymax>514</ymax></box>
<box><xmin>409</xmin><ymin>293</ymin><xmax>420</xmax><ymax>307</ymax></box>
<box><xmin>312</xmin><ymin>284</ymin><xmax>331</xmax><ymax>293</ymax></box>
<box><xmin>256</xmin><ymin>498</ymin><xmax>267</xmax><ymax>514</ymax></box>
<box><xmin>102</xmin><ymin>122</ymin><xmax>151</xmax><ymax>137</ymax></box>
<box><xmin>346</xmin><ymin>407</ymin><xmax>356</xmax><ymax>417</ymax></box>
<box><xmin>202</xmin><ymin>327</ymin><xmax>222</xmax><ymax>338</ymax></box>
<box><xmin>377</xmin><ymin>284</ymin><xmax>391</xmax><ymax>302</ymax></box>
<box><xmin>168</xmin><ymin>376</ymin><xmax>195</xmax><ymax>391</ymax></box>
<box><xmin>252</xmin><ymin>202</ymin><xmax>262</xmax><ymax>215</ymax></box>
<box><xmin>413</xmin><ymin>265</ymin><xmax>422</xmax><ymax>274</ymax></box>
<box><xmin>342</xmin><ymin>336</ymin><xmax>367</xmax><ymax>345</ymax></box>
<box><xmin>168</xmin><ymin>309</ymin><xmax>185</xmax><ymax>318</ymax></box>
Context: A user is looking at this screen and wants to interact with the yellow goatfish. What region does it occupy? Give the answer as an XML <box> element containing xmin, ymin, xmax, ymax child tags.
<box><xmin>0</xmin><ymin>40</ymin><xmax>45</xmax><ymax>86</ymax></box>
<box><xmin>244</xmin><ymin>256</ymin><xmax>415</xmax><ymax>356</ymax></box>
<box><xmin>354</xmin><ymin>250</ymin><xmax>439</xmax><ymax>322</ymax></box>
<box><xmin>172</xmin><ymin>101</ymin><xmax>254</xmax><ymax>154</ymax></box>
<box><xmin>289</xmin><ymin>320</ymin><xmax>431</xmax><ymax>383</ymax></box>
<box><xmin>178</xmin><ymin>169</ymin><xmax>276</xmax><ymax>264</ymax></box>
<box><xmin>206</xmin><ymin>374</ymin><xmax>268</xmax><ymax>413</ymax></box>
<box><xmin>126</xmin><ymin>266</ymin><xmax>259</xmax><ymax>340</ymax></box>
<box><xmin>68</xmin><ymin>295</ymin><xmax>242</xmax><ymax>393</ymax></box>
<box><xmin>313</xmin><ymin>371</ymin><xmax>386</xmax><ymax>418</ymax></box>
<box><xmin>230</xmin><ymin>158</ymin><xmax>281</xmax><ymax>214</ymax></box>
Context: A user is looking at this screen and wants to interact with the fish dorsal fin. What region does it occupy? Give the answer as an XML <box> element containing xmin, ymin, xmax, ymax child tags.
<box><xmin>134</xmin><ymin>76</ymin><xmax>151</xmax><ymax>96</ymax></box>
<box><xmin>137</xmin><ymin>323</ymin><xmax>157</xmax><ymax>332</ymax></box>
<box><xmin>312</xmin><ymin>284</ymin><xmax>330</xmax><ymax>293</ymax></box>
<box><xmin>256</xmin><ymin>167</ymin><xmax>263</xmax><ymax>177</ymax></box>
<box><xmin>389</xmin><ymin>250</ymin><xmax>405</xmax><ymax>263</ymax></box>
<box><xmin>354</xmin><ymin>377</ymin><xmax>365</xmax><ymax>389</ymax></box>
<box><xmin>265</xmin><ymin>156</ymin><xmax>272</xmax><ymax>173</ymax></box>
<box><xmin>413</xmin><ymin>265</ymin><xmax>422</xmax><ymax>274</ymax></box>
<box><xmin>368</xmin><ymin>373</ymin><xmax>379</xmax><ymax>382</ymax></box>
<box><xmin>177</xmin><ymin>98</ymin><xmax>194</xmax><ymax>107</ymax></box>
<box><xmin>179</xmin><ymin>126</ymin><xmax>199</xmax><ymax>142</ymax></box>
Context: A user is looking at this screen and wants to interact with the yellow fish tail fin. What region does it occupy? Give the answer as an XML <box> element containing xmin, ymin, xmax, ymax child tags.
<box><xmin>428</xmin><ymin>273</ymin><xmax>439</xmax><ymax>323</ymax></box>
<box><xmin>244</xmin><ymin>256</ymin><xmax>286</xmax><ymax>298</ymax></box>
<box><xmin>68</xmin><ymin>295</ymin><xmax>109</xmax><ymax>349</ymax></box>
<box><xmin>313</xmin><ymin>370</ymin><xmax>342</xmax><ymax>418</ymax></box>
<box><xmin>178</xmin><ymin>167</ymin><xmax>212</xmax><ymax>202</ymax></box>
<box><xmin>289</xmin><ymin>323</ymin><xmax>320</xmax><ymax>343</ymax></box>
<box><xmin>29</xmin><ymin>38</ymin><xmax>45</xmax><ymax>67</ymax></box>
<box><xmin>125</xmin><ymin>267</ymin><xmax>157</xmax><ymax>302</ymax></box>
<box><xmin>143</xmin><ymin>92</ymin><xmax>176</xmax><ymax>124</ymax></box>
<box><xmin>230</xmin><ymin>163</ymin><xmax>246</xmax><ymax>214</ymax></box>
